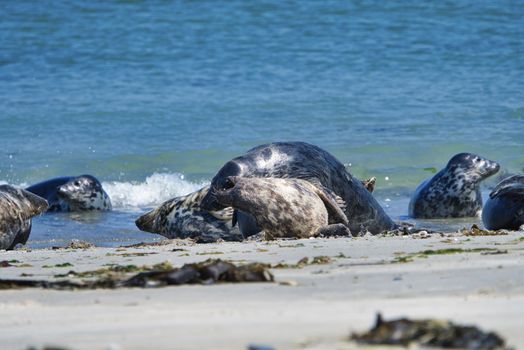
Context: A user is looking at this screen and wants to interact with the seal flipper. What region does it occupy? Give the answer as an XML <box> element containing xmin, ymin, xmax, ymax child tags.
<box><xmin>208</xmin><ymin>206</ymin><xmax>234</xmax><ymax>221</ymax></box>
<box><xmin>232</xmin><ymin>210</ymin><xmax>238</xmax><ymax>227</ymax></box>
<box><xmin>310</xmin><ymin>184</ymin><xmax>349</xmax><ymax>226</ymax></box>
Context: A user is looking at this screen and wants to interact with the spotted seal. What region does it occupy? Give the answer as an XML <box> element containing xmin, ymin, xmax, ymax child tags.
<box><xmin>26</xmin><ymin>175</ymin><xmax>112</xmax><ymax>212</ymax></box>
<box><xmin>201</xmin><ymin>142</ymin><xmax>395</xmax><ymax>235</ymax></box>
<box><xmin>0</xmin><ymin>185</ymin><xmax>49</xmax><ymax>250</ymax></box>
<box><xmin>214</xmin><ymin>176</ymin><xmax>351</xmax><ymax>240</ymax></box>
<box><xmin>482</xmin><ymin>174</ymin><xmax>524</xmax><ymax>230</ymax></box>
<box><xmin>409</xmin><ymin>153</ymin><xmax>500</xmax><ymax>218</ymax></box>
<box><xmin>135</xmin><ymin>185</ymin><xmax>243</xmax><ymax>243</ymax></box>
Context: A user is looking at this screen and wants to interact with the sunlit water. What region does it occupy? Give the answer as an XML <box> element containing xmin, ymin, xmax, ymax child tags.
<box><xmin>1</xmin><ymin>1</ymin><xmax>522</xmax><ymax>247</ymax></box>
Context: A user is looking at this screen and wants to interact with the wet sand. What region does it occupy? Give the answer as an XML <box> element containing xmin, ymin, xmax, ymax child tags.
<box><xmin>0</xmin><ymin>231</ymin><xmax>523</xmax><ymax>350</ymax></box>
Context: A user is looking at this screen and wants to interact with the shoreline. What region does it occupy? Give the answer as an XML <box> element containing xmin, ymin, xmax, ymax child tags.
<box><xmin>1</xmin><ymin>231</ymin><xmax>523</xmax><ymax>349</ymax></box>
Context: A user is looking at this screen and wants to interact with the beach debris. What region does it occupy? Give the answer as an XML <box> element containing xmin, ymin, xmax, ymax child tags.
<box><xmin>391</xmin><ymin>247</ymin><xmax>503</xmax><ymax>264</ymax></box>
<box><xmin>247</xmin><ymin>345</ymin><xmax>275</xmax><ymax>350</ymax></box>
<box><xmin>271</xmin><ymin>256</ymin><xmax>331</xmax><ymax>269</ymax></box>
<box><xmin>0</xmin><ymin>259</ymin><xmax>273</xmax><ymax>290</ymax></box>
<box><xmin>351</xmin><ymin>313</ymin><xmax>507</xmax><ymax>349</ymax></box>
<box><xmin>125</xmin><ymin>260</ymin><xmax>272</xmax><ymax>287</ymax></box>
<box><xmin>1</xmin><ymin>260</ymin><xmax>17</xmax><ymax>267</ymax></box>
<box><xmin>461</xmin><ymin>224</ymin><xmax>509</xmax><ymax>236</ymax></box>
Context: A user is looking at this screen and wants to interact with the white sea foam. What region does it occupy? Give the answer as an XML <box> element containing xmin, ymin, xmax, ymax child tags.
<box><xmin>103</xmin><ymin>173</ymin><xmax>209</xmax><ymax>210</ymax></box>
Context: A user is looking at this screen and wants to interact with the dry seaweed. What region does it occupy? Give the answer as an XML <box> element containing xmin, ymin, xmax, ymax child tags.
<box><xmin>351</xmin><ymin>313</ymin><xmax>507</xmax><ymax>350</ymax></box>
<box><xmin>271</xmin><ymin>256</ymin><xmax>331</xmax><ymax>269</ymax></box>
<box><xmin>392</xmin><ymin>247</ymin><xmax>502</xmax><ymax>264</ymax></box>
<box><xmin>0</xmin><ymin>259</ymin><xmax>273</xmax><ymax>290</ymax></box>
<box><xmin>461</xmin><ymin>224</ymin><xmax>509</xmax><ymax>236</ymax></box>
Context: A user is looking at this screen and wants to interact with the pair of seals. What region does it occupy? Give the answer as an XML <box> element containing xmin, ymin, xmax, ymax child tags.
<box><xmin>409</xmin><ymin>153</ymin><xmax>500</xmax><ymax>218</ymax></box>
<box><xmin>0</xmin><ymin>185</ymin><xmax>48</xmax><ymax>250</ymax></box>
<box><xmin>216</xmin><ymin>177</ymin><xmax>351</xmax><ymax>239</ymax></box>
<box><xmin>201</xmin><ymin>142</ymin><xmax>395</xmax><ymax>235</ymax></box>
<box><xmin>26</xmin><ymin>175</ymin><xmax>112</xmax><ymax>212</ymax></box>
<box><xmin>135</xmin><ymin>185</ymin><xmax>243</xmax><ymax>243</ymax></box>
<box><xmin>482</xmin><ymin>175</ymin><xmax>524</xmax><ymax>230</ymax></box>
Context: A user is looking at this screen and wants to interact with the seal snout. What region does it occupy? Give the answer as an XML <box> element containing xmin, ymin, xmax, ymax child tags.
<box><xmin>135</xmin><ymin>210</ymin><xmax>157</xmax><ymax>233</ymax></box>
<box><xmin>479</xmin><ymin>158</ymin><xmax>500</xmax><ymax>178</ymax></box>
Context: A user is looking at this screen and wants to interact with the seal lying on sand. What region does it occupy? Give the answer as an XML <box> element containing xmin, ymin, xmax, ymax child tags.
<box><xmin>201</xmin><ymin>142</ymin><xmax>395</xmax><ymax>235</ymax></box>
<box><xmin>26</xmin><ymin>175</ymin><xmax>112</xmax><ymax>212</ymax></box>
<box><xmin>409</xmin><ymin>153</ymin><xmax>500</xmax><ymax>218</ymax></box>
<box><xmin>482</xmin><ymin>175</ymin><xmax>524</xmax><ymax>230</ymax></box>
<box><xmin>215</xmin><ymin>176</ymin><xmax>351</xmax><ymax>240</ymax></box>
<box><xmin>0</xmin><ymin>185</ymin><xmax>48</xmax><ymax>250</ymax></box>
<box><xmin>135</xmin><ymin>185</ymin><xmax>243</xmax><ymax>243</ymax></box>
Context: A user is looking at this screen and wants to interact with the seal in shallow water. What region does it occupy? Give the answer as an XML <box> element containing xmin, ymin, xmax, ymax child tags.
<box><xmin>135</xmin><ymin>185</ymin><xmax>243</xmax><ymax>243</ymax></box>
<box><xmin>409</xmin><ymin>153</ymin><xmax>500</xmax><ymax>218</ymax></box>
<box><xmin>482</xmin><ymin>174</ymin><xmax>524</xmax><ymax>230</ymax></box>
<box><xmin>26</xmin><ymin>175</ymin><xmax>112</xmax><ymax>212</ymax></box>
<box><xmin>201</xmin><ymin>142</ymin><xmax>395</xmax><ymax>235</ymax></box>
<box><xmin>214</xmin><ymin>176</ymin><xmax>351</xmax><ymax>240</ymax></box>
<box><xmin>0</xmin><ymin>185</ymin><xmax>49</xmax><ymax>250</ymax></box>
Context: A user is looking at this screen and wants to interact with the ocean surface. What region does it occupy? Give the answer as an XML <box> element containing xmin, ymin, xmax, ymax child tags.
<box><xmin>1</xmin><ymin>1</ymin><xmax>523</xmax><ymax>248</ymax></box>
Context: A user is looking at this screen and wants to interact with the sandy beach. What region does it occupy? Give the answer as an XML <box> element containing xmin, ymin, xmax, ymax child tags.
<box><xmin>0</xmin><ymin>230</ymin><xmax>522</xmax><ymax>350</ymax></box>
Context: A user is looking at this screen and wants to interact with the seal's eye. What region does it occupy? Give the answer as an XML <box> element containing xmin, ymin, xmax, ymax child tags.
<box><xmin>74</xmin><ymin>181</ymin><xmax>80</xmax><ymax>186</ymax></box>
<box><xmin>223</xmin><ymin>178</ymin><xmax>235</xmax><ymax>190</ymax></box>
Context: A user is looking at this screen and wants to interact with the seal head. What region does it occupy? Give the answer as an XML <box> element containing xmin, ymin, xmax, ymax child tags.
<box><xmin>482</xmin><ymin>174</ymin><xmax>524</xmax><ymax>230</ymax></box>
<box><xmin>135</xmin><ymin>185</ymin><xmax>243</xmax><ymax>243</ymax></box>
<box><xmin>56</xmin><ymin>175</ymin><xmax>112</xmax><ymax>211</ymax></box>
<box><xmin>26</xmin><ymin>175</ymin><xmax>112</xmax><ymax>212</ymax></box>
<box><xmin>0</xmin><ymin>185</ymin><xmax>49</xmax><ymax>250</ymax></box>
<box><xmin>409</xmin><ymin>153</ymin><xmax>500</xmax><ymax>218</ymax></box>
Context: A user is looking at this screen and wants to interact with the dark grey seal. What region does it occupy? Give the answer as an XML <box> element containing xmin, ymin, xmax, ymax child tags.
<box><xmin>26</xmin><ymin>175</ymin><xmax>112</xmax><ymax>212</ymax></box>
<box><xmin>215</xmin><ymin>176</ymin><xmax>351</xmax><ymax>240</ymax></box>
<box><xmin>409</xmin><ymin>153</ymin><xmax>500</xmax><ymax>218</ymax></box>
<box><xmin>0</xmin><ymin>185</ymin><xmax>49</xmax><ymax>250</ymax></box>
<box><xmin>482</xmin><ymin>174</ymin><xmax>524</xmax><ymax>230</ymax></box>
<box><xmin>201</xmin><ymin>142</ymin><xmax>395</xmax><ymax>235</ymax></box>
<box><xmin>135</xmin><ymin>185</ymin><xmax>243</xmax><ymax>243</ymax></box>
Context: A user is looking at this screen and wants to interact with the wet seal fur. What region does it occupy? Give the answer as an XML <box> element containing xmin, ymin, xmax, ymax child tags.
<box><xmin>26</xmin><ymin>175</ymin><xmax>112</xmax><ymax>212</ymax></box>
<box><xmin>482</xmin><ymin>174</ymin><xmax>524</xmax><ymax>230</ymax></box>
<box><xmin>0</xmin><ymin>185</ymin><xmax>49</xmax><ymax>250</ymax></box>
<box><xmin>409</xmin><ymin>153</ymin><xmax>500</xmax><ymax>218</ymax></box>
<box><xmin>135</xmin><ymin>185</ymin><xmax>243</xmax><ymax>243</ymax></box>
<box><xmin>215</xmin><ymin>176</ymin><xmax>351</xmax><ymax>240</ymax></box>
<box><xmin>201</xmin><ymin>142</ymin><xmax>395</xmax><ymax>235</ymax></box>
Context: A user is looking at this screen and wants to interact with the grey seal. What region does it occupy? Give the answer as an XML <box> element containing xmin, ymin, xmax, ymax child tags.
<box><xmin>0</xmin><ymin>185</ymin><xmax>49</xmax><ymax>250</ymax></box>
<box><xmin>409</xmin><ymin>153</ymin><xmax>500</xmax><ymax>218</ymax></box>
<box><xmin>201</xmin><ymin>142</ymin><xmax>395</xmax><ymax>235</ymax></box>
<box><xmin>215</xmin><ymin>176</ymin><xmax>351</xmax><ymax>240</ymax></box>
<box><xmin>135</xmin><ymin>185</ymin><xmax>243</xmax><ymax>243</ymax></box>
<box><xmin>482</xmin><ymin>174</ymin><xmax>524</xmax><ymax>230</ymax></box>
<box><xmin>26</xmin><ymin>175</ymin><xmax>112</xmax><ymax>212</ymax></box>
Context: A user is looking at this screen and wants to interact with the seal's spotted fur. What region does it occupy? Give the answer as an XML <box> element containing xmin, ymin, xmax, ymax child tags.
<box><xmin>135</xmin><ymin>185</ymin><xmax>243</xmax><ymax>243</ymax></box>
<box><xmin>0</xmin><ymin>185</ymin><xmax>48</xmax><ymax>250</ymax></box>
<box><xmin>409</xmin><ymin>153</ymin><xmax>500</xmax><ymax>218</ymax></box>
<box><xmin>202</xmin><ymin>142</ymin><xmax>395</xmax><ymax>235</ymax></box>
<box><xmin>482</xmin><ymin>175</ymin><xmax>524</xmax><ymax>230</ymax></box>
<box><xmin>215</xmin><ymin>177</ymin><xmax>351</xmax><ymax>240</ymax></box>
<box><xmin>26</xmin><ymin>175</ymin><xmax>111</xmax><ymax>212</ymax></box>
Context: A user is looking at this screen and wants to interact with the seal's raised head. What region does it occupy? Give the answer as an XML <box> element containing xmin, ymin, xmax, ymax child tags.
<box><xmin>447</xmin><ymin>153</ymin><xmax>500</xmax><ymax>181</ymax></box>
<box><xmin>201</xmin><ymin>162</ymin><xmax>242</xmax><ymax>211</ymax></box>
<box><xmin>57</xmin><ymin>175</ymin><xmax>112</xmax><ymax>211</ymax></box>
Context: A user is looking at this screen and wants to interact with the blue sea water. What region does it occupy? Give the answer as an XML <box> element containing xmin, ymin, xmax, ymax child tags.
<box><xmin>1</xmin><ymin>1</ymin><xmax>523</xmax><ymax>247</ymax></box>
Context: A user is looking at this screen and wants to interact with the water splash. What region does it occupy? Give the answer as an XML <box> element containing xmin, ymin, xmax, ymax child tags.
<box><xmin>103</xmin><ymin>173</ymin><xmax>208</xmax><ymax>210</ymax></box>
